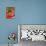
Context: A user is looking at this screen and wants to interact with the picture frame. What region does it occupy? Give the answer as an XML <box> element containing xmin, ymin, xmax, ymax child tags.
<box><xmin>6</xmin><ymin>7</ymin><xmax>15</xmax><ymax>19</ymax></box>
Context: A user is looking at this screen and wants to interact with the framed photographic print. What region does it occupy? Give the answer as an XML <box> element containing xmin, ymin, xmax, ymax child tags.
<box><xmin>6</xmin><ymin>7</ymin><xmax>15</xmax><ymax>19</ymax></box>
